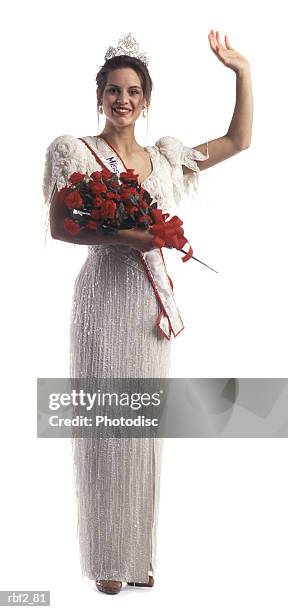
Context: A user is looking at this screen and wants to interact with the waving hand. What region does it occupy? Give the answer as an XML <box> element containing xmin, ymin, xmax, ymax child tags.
<box><xmin>208</xmin><ymin>30</ymin><xmax>250</xmax><ymax>75</ymax></box>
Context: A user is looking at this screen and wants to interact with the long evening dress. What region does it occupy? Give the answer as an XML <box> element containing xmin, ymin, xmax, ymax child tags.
<box><xmin>42</xmin><ymin>133</ymin><xmax>209</xmax><ymax>583</ymax></box>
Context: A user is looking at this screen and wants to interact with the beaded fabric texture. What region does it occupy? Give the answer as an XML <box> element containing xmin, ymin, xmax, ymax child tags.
<box><xmin>42</xmin><ymin>134</ymin><xmax>209</xmax><ymax>582</ymax></box>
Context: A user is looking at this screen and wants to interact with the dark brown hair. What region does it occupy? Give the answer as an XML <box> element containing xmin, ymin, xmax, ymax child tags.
<box><xmin>95</xmin><ymin>55</ymin><xmax>153</xmax><ymax>108</ymax></box>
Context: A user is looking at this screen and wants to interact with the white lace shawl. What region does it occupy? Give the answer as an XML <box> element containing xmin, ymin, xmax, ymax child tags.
<box><xmin>42</xmin><ymin>134</ymin><xmax>209</xmax><ymax>241</ymax></box>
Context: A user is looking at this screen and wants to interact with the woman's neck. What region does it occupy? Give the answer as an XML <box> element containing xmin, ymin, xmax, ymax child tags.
<box><xmin>98</xmin><ymin>126</ymin><xmax>141</xmax><ymax>154</ymax></box>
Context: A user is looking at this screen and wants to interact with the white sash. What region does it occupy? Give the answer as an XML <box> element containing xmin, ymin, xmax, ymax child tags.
<box><xmin>80</xmin><ymin>136</ymin><xmax>185</xmax><ymax>340</ymax></box>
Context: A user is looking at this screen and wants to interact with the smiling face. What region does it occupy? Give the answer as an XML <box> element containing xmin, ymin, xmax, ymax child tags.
<box><xmin>98</xmin><ymin>67</ymin><xmax>147</xmax><ymax>126</ymax></box>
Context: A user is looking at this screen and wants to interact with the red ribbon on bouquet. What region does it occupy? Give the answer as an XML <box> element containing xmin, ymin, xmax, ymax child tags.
<box><xmin>149</xmin><ymin>209</ymin><xmax>193</xmax><ymax>263</ymax></box>
<box><xmin>149</xmin><ymin>208</ymin><xmax>218</xmax><ymax>272</ymax></box>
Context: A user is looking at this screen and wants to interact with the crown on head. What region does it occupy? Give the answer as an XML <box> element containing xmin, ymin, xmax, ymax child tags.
<box><xmin>104</xmin><ymin>33</ymin><xmax>149</xmax><ymax>67</ymax></box>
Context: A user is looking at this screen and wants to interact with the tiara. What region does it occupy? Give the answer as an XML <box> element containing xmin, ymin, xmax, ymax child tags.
<box><xmin>104</xmin><ymin>33</ymin><xmax>149</xmax><ymax>67</ymax></box>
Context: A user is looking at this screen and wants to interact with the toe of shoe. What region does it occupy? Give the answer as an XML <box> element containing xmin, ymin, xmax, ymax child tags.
<box><xmin>95</xmin><ymin>580</ymin><xmax>122</xmax><ymax>594</ymax></box>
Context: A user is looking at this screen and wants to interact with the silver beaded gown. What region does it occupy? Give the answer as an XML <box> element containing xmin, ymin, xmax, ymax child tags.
<box><xmin>42</xmin><ymin>133</ymin><xmax>209</xmax><ymax>583</ymax></box>
<box><xmin>70</xmin><ymin>243</ymin><xmax>171</xmax><ymax>582</ymax></box>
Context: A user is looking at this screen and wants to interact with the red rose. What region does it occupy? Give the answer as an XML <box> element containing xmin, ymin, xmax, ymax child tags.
<box><xmin>93</xmin><ymin>195</ymin><xmax>103</xmax><ymax>207</ymax></box>
<box><xmin>120</xmin><ymin>169</ymin><xmax>138</xmax><ymax>182</ymax></box>
<box><xmin>120</xmin><ymin>189</ymin><xmax>130</xmax><ymax>199</ymax></box>
<box><xmin>90</xmin><ymin>171</ymin><xmax>102</xmax><ymax>181</ymax></box>
<box><xmin>89</xmin><ymin>181</ymin><xmax>107</xmax><ymax>194</ymax></box>
<box><xmin>127</xmin><ymin>186</ymin><xmax>138</xmax><ymax>195</ymax></box>
<box><xmin>64</xmin><ymin>218</ymin><xmax>81</xmax><ymax>235</ymax></box>
<box><xmin>106</xmin><ymin>191</ymin><xmax>120</xmax><ymax>200</ymax></box>
<box><xmin>121</xmin><ymin>187</ymin><xmax>138</xmax><ymax>199</ymax></box>
<box><xmin>125</xmin><ymin>203</ymin><xmax>138</xmax><ymax>215</ymax></box>
<box><xmin>101</xmin><ymin>200</ymin><xmax>117</xmax><ymax>219</ymax></box>
<box><xmin>64</xmin><ymin>190</ymin><xmax>83</xmax><ymax>210</ymax></box>
<box><xmin>91</xmin><ymin>208</ymin><xmax>102</xmax><ymax>219</ymax></box>
<box><xmin>87</xmin><ymin>220</ymin><xmax>98</xmax><ymax>230</ymax></box>
<box><xmin>69</xmin><ymin>172</ymin><xmax>86</xmax><ymax>185</ymax></box>
<box><xmin>101</xmin><ymin>168</ymin><xmax>113</xmax><ymax>180</ymax></box>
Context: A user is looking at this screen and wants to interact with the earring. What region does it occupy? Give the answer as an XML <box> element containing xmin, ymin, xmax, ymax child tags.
<box><xmin>145</xmin><ymin>105</ymin><xmax>149</xmax><ymax>138</ymax></box>
<box><xmin>142</xmin><ymin>106</ymin><xmax>147</xmax><ymax>118</ymax></box>
<box><xmin>97</xmin><ymin>101</ymin><xmax>103</xmax><ymax>132</ymax></box>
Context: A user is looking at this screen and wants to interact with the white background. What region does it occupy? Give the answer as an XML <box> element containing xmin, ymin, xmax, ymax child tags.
<box><xmin>1</xmin><ymin>0</ymin><xmax>288</xmax><ymax>610</ymax></box>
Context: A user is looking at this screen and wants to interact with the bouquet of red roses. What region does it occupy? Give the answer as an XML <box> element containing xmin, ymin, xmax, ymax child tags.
<box><xmin>56</xmin><ymin>167</ymin><xmax>217</xmax><ymax>271</ymax></box>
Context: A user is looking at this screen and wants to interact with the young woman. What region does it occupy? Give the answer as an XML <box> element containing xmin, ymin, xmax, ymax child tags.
<box><xmin>42</xmin><ymin>32</ymin><xmax>253</xmax><ymax>595</ymax></box>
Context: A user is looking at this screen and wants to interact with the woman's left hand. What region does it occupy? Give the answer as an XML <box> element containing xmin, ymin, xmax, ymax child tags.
<box><xmin>208</xmin><ymin>30</ymin><xmax>250</xmax><ymax>75</ymax></box>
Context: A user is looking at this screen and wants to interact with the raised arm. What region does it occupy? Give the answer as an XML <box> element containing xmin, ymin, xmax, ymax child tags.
<box><xmin>183</xmin><ymin>30</ymin><xmax>253</xmax><ymax>173</ymax></box>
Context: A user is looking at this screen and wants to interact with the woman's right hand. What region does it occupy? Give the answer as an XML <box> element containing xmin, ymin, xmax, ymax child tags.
<box><xmin>117</xmin><ymin>227</ymin><xmax>159</xmax><ymax>252</ymax></box>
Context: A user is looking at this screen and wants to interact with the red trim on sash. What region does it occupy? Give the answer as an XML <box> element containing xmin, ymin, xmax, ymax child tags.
<box><xmin>96</xmin><ymin>135</ymin><xmax>129</xmax><ymax>170</ymax></box>
<box><xmin>158</xmin><ymin>250</ymin><xmax>185</xmax><ymax>338</ymax></box>
<box><xmin>137</xmin><ymin>251</ymin><xmax>172</xmax><ymax>340</ymax></box>
<box><xmin>137</xmin><ymin>250</ymin><xmax>185</xmax><ymax>339</ymax></box>
<box><xmin>78</xmin><ymin>137</ymin><xmax>107</xmax><ymax>169</ymax></box>
<box><xmin>156</xmin><ymin>310</ymin><xmax>172</xmax><ymax>340</ymax></box>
